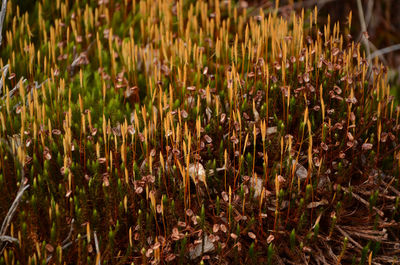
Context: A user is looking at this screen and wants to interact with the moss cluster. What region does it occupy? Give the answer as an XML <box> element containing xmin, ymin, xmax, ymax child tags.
<box><xmin>0</xmin><ymin>0</ymin><xmax>399</xmax><ymax>264</ymax></box>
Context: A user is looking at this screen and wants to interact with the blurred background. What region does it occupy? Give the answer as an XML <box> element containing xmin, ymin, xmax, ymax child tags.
<box><xmin>246</xmin><ymin>0</ymin><xmax>400</xmax><ymax>99</ymax></box>
<box><xmin>11</xmin><ymin>0</ymin><xmax>400</xmax><ymax>99</ymax></box>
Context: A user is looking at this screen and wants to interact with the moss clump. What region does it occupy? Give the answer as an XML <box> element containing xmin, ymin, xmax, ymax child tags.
<box><xmin>0</xmin><ymin>0</ymin><xmax>399</xmax><ymax>264</ymax></box>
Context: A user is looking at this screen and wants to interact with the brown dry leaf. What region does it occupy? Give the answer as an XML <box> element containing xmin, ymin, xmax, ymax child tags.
<box><xmin>103</xmin><ymin>174</ymin><xmax>110</xmax><ymax>187</ymax></box>
<box><xmin>321</xmin><ymin>142</ymin><xmax>328</xmax><ymax>151</ymax></box>
<box><xmin>221</xmin><ymin>191</ymin><xmax>228</xmax><ymax>202</ymax></box>
<box><xmin>293</xmin><ymin>160</ymin><xmax>308</xmax><ymax>181</ymax></box>
<box><xmin>172</xmin><ymin>227</ymin><xmax>180</xmax><ymax>241</ymax></box>
<box><xmin>189</xmin><ymin>234</ymin><xmax>215</xmax><ymax>260</ymax></box>
<box><xmin>334</xmin><ymin>85</ymin><xmax>342</xmax><ymax>94</ymax></box>
<box><xmin>277</xmin><ymin>175</ymin><xmax>286</xmax><ymax>185</ymax></box>
<box><xmin>181</xmin><ymin>110</ymin><xmax>188</xmax><ymax>119</ymax></box>
<box><xmin>307</xmin><ymin>199</ymin><xmax>328</xmax><ymax>209</ymax></box>
<box><xmin>186</xmin><ymin>209</ymin><xmax>194</xmax><ymax>217</ymax></box>
<box><xmin>145</xmin><ymin>248</ymin><xmax>153</xmax><ymax>258</ymax></box>
<box><xmin>220</xmin><ymin>113</ymin><xmax>226</xmax><ymax>123</ymax></box>
<box><xmin>44</xmin><ymin>150</ymin><xmax>52</xmax><ymax>160</ymax></box>
<box><xmin>135</xmin><ymin>186</ymin><xmax>143</xmax><ymax>194</ymax></box>
<box><xmin>52</xmin><ymin>129</ymin><xmax>61</xmax><ymax>135</ymax></box>
<box><xmin>303</xmin><ymin>246</ymin><xmax>312</xmax><ymax>253</ymax></box>
<box><xmin>220</xmin><ymin>224</ymin><xmax>227</xmax><ymax>233</ymax></box>
<box><xmin>248</xmin><ymin>232</ymin><xmax>256</xmax><ymax>240</ymax></box>
<box><xmin>204</xmin><ymin>135</ymin><xmax>212</xmax><ymax>144</ymax></box>
<box><xmin>150</xmin><ymin>149</ymin><xmax>156</xmax><ymax>157</ymax></box>
<box><xmin>362</xmin><ymin>143</ymin><xmax>373</xmax><ymax>150</ymax></box>
<box><xmin>152</xmin><ymin>242</ymin><xmax>161</xmax><ymax>250</ymax></box>
<box><xmin>249</xmin><ymin>176</ymin><xmax>263</xmax><ymax>198</ymax></box>
<box><xmin>45</xmin><ymin>244</ymin><xmax>54</xmax><ymax>253</ymax></box>
<box><xmin>213</xmin><ymin>224</ymin><xmax>219</xmax><ymax>233</ymax></box>
<box><xmin>165</xmin><ymin>254</ymin><xmax>176</xmax><ymax>262</ymax></box>
<box><xmin>266</xmin><ymin>126</ymin><xmax>277</xmax><ymax>136</ymax></box>
<box><xmin>188</xmin><ymin>163</ymin><xmax>207</xmax><ymax>188</ymax></box>
<box><xmin>87</xmin><ymin>243</ymin><xmax>93</xmax><ymax>253</ymax></box>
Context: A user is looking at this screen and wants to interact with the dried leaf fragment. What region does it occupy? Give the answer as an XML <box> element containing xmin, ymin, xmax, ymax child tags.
<box><xmin>189</xmin><ymin>234</ymin><xmax>215</xmax><ymax>260</ymax></box>
<box><xmin>362</xmin><ymin>143</ymin><xmax>373</xmax><ymax>150</ymax></box>
<box><xmin>307</xmin><ymin>199</ymin><xmax>328</xmax><ymax>209</ymax></box>
<box><xmin>188</xmin><ymin>163</ymin><xmax>207</xmax><ymax>188</ymax></box>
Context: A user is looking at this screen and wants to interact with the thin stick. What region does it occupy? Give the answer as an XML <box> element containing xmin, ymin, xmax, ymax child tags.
<box><xmin>0</xmin><ymin>77</ymin><xmax>27</xmax><ymax>100</ymax></box>
<box><xmin>369</xmin><ymin>44</ymin><xmax>400</xmax><ymax>61</ymax></box>
<box><xmin>46</xmin><ymin>235</ymin><xmax>88</xmax><ymax>263</ymax></box>
<box><xmin>342</xmin><ymin>187</ymin><xmax>384</xmax><ymax>217</ymax></box>
<box><xmin>364</xmin><ymin>0</ymin><xmax>374</xmax><ymax>28</ymax></box>
<box><xmin>250</xmin><ymin>0</ymin><xmax>336</xmax><ymax>16</ymax></box>
<box><xmin>0</xmin><ymin>139</ymin><xmax>29</xmax><ymax>255</ymax></box>
<box><xmin>367</xmin><ymin>40</ymin><xmax>387</xmax><ymax>65</ymax></box>
<box><xmin>0</xmin><ymin>0</ymin><xmax>7</xmax><ymax>47</ymax></box>
<box><xmin>356</xmin><ymin>0</ymin><xmax>371</xmax><ymax>63</ymax></box>
<box><xmin>61</xmin><ymin>219</ymin><xmax>75</xmax><ymax>245</ymax></box>
<box><xmin>94</xmin><ymin>231</ymin><xmax>101</xmax><ymax>265</ymax></box>
<box><xmin>336</xmin><ymin>226</ymin><xmax>363</xmax><ymax>249</ymax></box>
<box><xmin>0</xmin><ymin>235</ymin><xmax>18</xmax><ymax>244</ymax></box>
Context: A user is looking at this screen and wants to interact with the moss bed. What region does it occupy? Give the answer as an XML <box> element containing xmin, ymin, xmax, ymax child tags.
<box><xmin>0</xmin><ymin>0</ymin><xmax>399</xmax><ymax>264</ymax></box>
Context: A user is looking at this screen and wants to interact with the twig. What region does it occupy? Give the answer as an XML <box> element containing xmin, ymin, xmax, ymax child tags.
<box><xmin>320</xmin><ymin>239</ymin><xmax>338</xmax><ymax>264</ymax></box>
<box><xmin>336</xmin><ymin>226</ymin><xmax>363</xmax><ymax>250</ymax></box>
<box><xmin>0</xmin><ymin>185</ymin><xmax>29</xmax><ymax>235</ymax></box>
<box><xmin>0</xmin><ymin>0</ymin><xmax>7</xmax><ymax>47</ymax></box>
<box><xmin>367</xmin><ymin>40</ymin><xmax>388</xmax><ymax>65</ymax></box>
<box><xmin>364</xmin><ymin>0</ymin><xmax>374</xmax><ymax>28</ymax></box>
<box><xmin>315</xmin><ymin>245</ymin><xmax>330</xmax><ymax>265</ymax></box>
<box><xmin>374</xmin><ymin>256</ymin><xmax>399</xmax><ymax>264</ymax></box>
<box><xmin>368</xmin><ymin>44</ymin><xmax>400</xmax><ymax>61</ymax></box>
<box><xmin>46</xmin><ymin>218</ymin><xmax>75</xmax><ymax>263</ymax></box>
<box><xmin>94</xmin><ymin>231</ymin><xmax>101</xmax><ymax>265</ymax></box>
<box><xmin>280</xmin><ymin>0</ymin><xmax>336</xmax><ymax>10</ymax></box>
<box><xmin>61</xmin><ymin>219</ymin><xmax>75</xmax><ymax>245</ymax></box>
<box><xmin>0</xmin><ymin>77</ymin><xmax>27</xmax><ymax>100</ymax></box>
<box><xmin>250</xmin><ymin>0</ymin><xmax>336</xmax><ymax>16</ymax></box>
<box><xmin>0</xmin><ymin>138</ymin><xmax>29</xmax><ymax>255</ymax></box>
<box><xmin>0</xmin><ymin>78</ymin><xmax>50</xmax><ymax>112</ymax></box>
<box><xmin>340</xmin><ymin>226</ymin><xmax>387</xmax><ymax>241</ymax></box>
<box><xmin>342</xmin><ymin>187</ymin><xmax>384</xmax><ymax>217</ymax></box>
<box><xmin>356</xmin><ymin>0</ymin><xmax>371</xmax><ymax>64</ymax></box>
<box><xmin>46</xmin><ymin>235</ymin><xmax>88</xmax><ymax>263</ymax></box>
<box><xmin>0</xmin><ymin>235</ymin><xmax>18</xmax><ymax>244</ymax></box>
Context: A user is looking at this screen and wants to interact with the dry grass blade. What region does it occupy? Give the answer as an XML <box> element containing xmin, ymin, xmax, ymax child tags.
<box><xmin>340</xmin><ymin>226</ymin><xmax>388</xmax><ymax>242</ymax></box>
<box><xmin>341</xmin><ymin>187</ymin><xmax>384</xmax><ymax>217</ymax></box>
<box><xmin>336</xmin><ymin>226</ymin><xmax>363</xmax><ymax>249</ymax></box>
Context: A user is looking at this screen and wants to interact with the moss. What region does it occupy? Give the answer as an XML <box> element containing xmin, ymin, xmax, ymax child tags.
<box><xmin>0</xmin><ymin>0</ymin><xmax>399</xmax><ymax>264</ymax></box>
